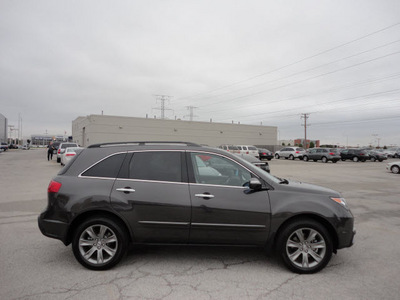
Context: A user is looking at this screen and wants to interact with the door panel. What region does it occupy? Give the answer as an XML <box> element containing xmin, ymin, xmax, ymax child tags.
<box><xmin>187</xmin><ymin>152</ymin><xmax>270</xmax><ymax>245</ymax></box>
<box><xmin>110</xmin><ymin>151</ymin><xmax>191</xmax><ymax>243</ymax></box>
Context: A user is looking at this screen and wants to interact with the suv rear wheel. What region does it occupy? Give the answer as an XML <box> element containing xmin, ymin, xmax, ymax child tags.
<box><xmin>72</xmin><ymin>216</ymin><xmax>128</xmax><ymax>270</ymax></box>
<box><xmin>353</xmin><ymin>157</ymin><xmax>359</xmax><ymax>162</ymax></box>
<box><xmin>277</xmin><ymin>218</ymin><xmax>333</xmax><ymax>274</ymax></box>
<box><xmin>321</xmin><ymin>157</ymin><xmax>328</xmax><ymax>163</ymax></box>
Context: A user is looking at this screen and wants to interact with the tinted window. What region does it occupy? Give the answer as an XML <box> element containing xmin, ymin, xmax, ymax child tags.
<box><xmin>129</xmin><ymin>152</ymin><xmax>182</xmax><ymax>182</ymax></box>
<box><xmin>228</xmin><ymin>146</ymin><xmax>239</xmax><ymax>150</ymax></box>
<box><xmin>81</xmin><ymin>153</ymin><xmax>126</xmax><ymax>178</ymax></box>
<box><xmin>296</xmin><ymin>148</ymin><xmax>305</xmax><ymax>151</ymax></box>
<box><xmin>248</xmin><ymin>146</ymin><xmax>257</xmax><ymax>150</ymax></box>
<box><xmin>61</xmin><ymin>143</ymin><xmax>78</xmax><ymax>149</ymax></box>
<box><xmin>190</xmin><ymin>153</ymin><xmax>252</xmax><ymax>187</ymax></box>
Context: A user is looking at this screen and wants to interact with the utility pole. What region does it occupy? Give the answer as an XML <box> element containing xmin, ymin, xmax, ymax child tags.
<box><xmin>153</xmin><ymin>95</ymin><xmax>173</xmax><ymax>119</ymax></box>
<box><xmin>184</xmin><ymin>106</ymin><xmax>198</xmax><ymax>121</ymax></box>
<box><xmin>301</xmin><ymin>113</ymin><xmax>310</xmax><ymax>149</ymax></box>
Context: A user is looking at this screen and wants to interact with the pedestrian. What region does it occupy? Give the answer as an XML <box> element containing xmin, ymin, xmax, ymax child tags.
<box><xmin>47</xmin><ymin>142</ymin><xmax>54</xmax><ymax>161</ymax></box>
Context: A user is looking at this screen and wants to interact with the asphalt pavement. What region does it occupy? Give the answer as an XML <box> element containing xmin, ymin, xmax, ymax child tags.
<box><xmin>1</xmin><ymin>149</ymin><xmax>399</xmax><ymax>299</ymax></box>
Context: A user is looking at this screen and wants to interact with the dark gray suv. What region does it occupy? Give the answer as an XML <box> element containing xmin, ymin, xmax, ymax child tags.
<box><xmin>38</xmin><ymin>142</ymin><xmax>355</xmax><ymax>274</ymax></box>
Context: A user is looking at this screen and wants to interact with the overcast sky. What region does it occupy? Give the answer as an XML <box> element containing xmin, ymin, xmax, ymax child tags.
<box><xmin>1</xmin><ymin>0</ymin><xmax>399</xmax><ymax>147</ymax></box>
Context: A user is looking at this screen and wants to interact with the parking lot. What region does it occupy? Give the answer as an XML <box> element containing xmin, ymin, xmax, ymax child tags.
<box><xmin>1</xmin><ymin>149</ymin><xmax>400</xmax><ymax>300</ymax></box>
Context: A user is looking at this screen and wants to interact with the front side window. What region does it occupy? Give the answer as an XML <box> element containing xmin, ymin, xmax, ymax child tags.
<box><xmin>190</xmin><ymin>153</ymin><xmax>252</xmax><ymax>187</ymax></box>
<box><xmin>128</xmin><ymin>151</ymin><xmax>182</xmax><ymax>183</ymax></box>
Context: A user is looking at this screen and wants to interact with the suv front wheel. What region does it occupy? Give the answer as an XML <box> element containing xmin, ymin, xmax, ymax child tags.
<box><xmin>72</xmin><ymin>216</ymin><xmax>128</xmax><ymax>270</ymax></box>
<box><xmin>277</xmin><ymin>218</ymin><xmax>333</xmax><ymax>274</ymax></box>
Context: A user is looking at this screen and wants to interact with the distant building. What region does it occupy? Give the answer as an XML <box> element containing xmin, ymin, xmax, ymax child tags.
<box><xmin>30</xmin><ymin>134</ymin><xmax>69</xmax><ymax>146</ymax></box>
<box><xmin>72</xmin><ymin>114</ymin><xmax>278</xmax><ymax>148</ymax></box>
<box><xmin>0</xmin><ymin>113</ymin><xmax>7</xmax><ymax>143</ymax></box>
<box><xmin>294</xmin><ymin>138</ymin><xmax>320</xmax><ymax>148</ymax></box>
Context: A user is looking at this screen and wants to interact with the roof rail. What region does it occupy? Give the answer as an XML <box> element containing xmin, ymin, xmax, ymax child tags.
<box><xmin>87</xmin><ymin>141</ymin><xmax>202</xmax><ymax>148</ymax></box>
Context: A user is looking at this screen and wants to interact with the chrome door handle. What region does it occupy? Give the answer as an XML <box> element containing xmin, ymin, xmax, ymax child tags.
<box><xmin>195</xmin><ymin>193</ymin><xmax>215</xmax><ymax>199</ymax></box>
<box><xmin>116</xmin><ymin>188</ymin><xmax>136</xmax><ymax>193</ymax></box>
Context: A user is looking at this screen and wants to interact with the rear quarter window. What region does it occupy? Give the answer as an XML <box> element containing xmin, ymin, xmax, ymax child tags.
<box><xmin>81</xmin><ymin>153</ymin><xmax>126</xmax><ymax>178</ymax></box>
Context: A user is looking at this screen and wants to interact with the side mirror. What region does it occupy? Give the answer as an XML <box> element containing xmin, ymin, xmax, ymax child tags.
<box><xmin>249</xmin><ymin>178</ymin><xmax>262</xmax><ymax>191</ymax></box>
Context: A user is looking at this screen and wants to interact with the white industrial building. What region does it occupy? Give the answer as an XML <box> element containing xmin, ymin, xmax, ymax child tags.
<box><xmin>72</xmin><ymin>115</ymin><xmax>278</xmax><ymax>149</ymax></box>
<box><xmin>0</xmin><ymin>113</ymin><xmax>8</xmax><ymax>143</ymax></box>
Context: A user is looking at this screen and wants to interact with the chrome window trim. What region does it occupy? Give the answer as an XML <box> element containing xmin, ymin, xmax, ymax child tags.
<box><xmin>189</xmin><ymin>183</ymin><xmax>247</xmax><ymax>190</ymax></box>
<box><xmin>114</xmin><ymin>178</ymin><xmax>189</xmax><ymax>186</ymax></box>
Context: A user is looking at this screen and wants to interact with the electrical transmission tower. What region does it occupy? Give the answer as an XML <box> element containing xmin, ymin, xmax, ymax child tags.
<box><xmin>184</xmin><ymin>106</ymin><xmax>198</xmax><ymax>121</ymax></box>
<box><xmin>153</xmin><ymin>95</ymin><xmax>173</xmax><ymax>119</ymax></box>
<box><xmin>301</xmin><ymin>113</ymin><xmax>310</xmax><ymax>149</ymax></box>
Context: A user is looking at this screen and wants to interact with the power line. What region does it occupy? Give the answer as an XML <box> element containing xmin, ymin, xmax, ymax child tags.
<box><xmin>185</xmin><ymin>39</ymin><xmax>400</xmax><ymax>104</ymax></box>
<box><xmin>201</xmin><ymin>50</ymin><xmax>400</xmax><ymax>108</ymax></box>
<box><xmin>174</xmin><ymin>22</ymin><xmax>400</xmax><ymax>103</ymax></box>
<box><xmin>202</xmin><ymin>72</ymin><xmax>400</xmax><ymax>117</ymax></box>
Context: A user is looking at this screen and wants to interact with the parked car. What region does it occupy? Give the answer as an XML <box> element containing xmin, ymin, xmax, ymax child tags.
<box><xmin>236</xmin><ymin>145</ymin><xmax>259</xmax><ymax>158</ymax></box>
<box><xmin>8</xmin><ymin>144</ymin><xmax>18</xmax><ymax>149</ymax></box>
<box><xmin>387</xmin><ymin>161</ymin><xmax>400</xmax><ymax>174</ymax></box>
<box><xmin>275</xmin><ymin>147</ymin><xmax>306</xmax><ymax>160</ymax></box>
<box><xmin>1</xmin><ymin>142</ymin><xmax>9</xmax><ymax>151</ymax></box>
<box><xmin>218</xmin><ymin>144</ymin><xmax>241</xmax><ymax>154</ymax></box>
<box><xmin>340</xmin><ymin>149</ymin><xmax>370</xmax><ymax>162</ymax></box>
<box><xmin>22</xmin><ymin>144</ymin><xmax>30</xmax><ymax>150</ymax></box>
<box><xmin>303</xmin><ymin>148</ymin><xmax>341</xmax><ymax>163</ymax></box>
<box><xmin>52</xmin><ymin>142</ymin><xmax>61</xmax><ymax>154</ymax></box>
<box><xmin>38</xmin><ymin>141</ymin><xmax>354</xmax><ymax>274</ymax></box>
<box><xmin>235</xmin><ymin>153</ymin><xmax>270</xmax><ymax>173</ymax></box>
<box><xmin>258</xmin><ymin>148</ymin><xmax>274</xmax><ymax>161</ymax></box>
<box><xmin>60</xmin><ymin>147</ymin><xmax>82</xmax><ymax>166</ymax></box>
<box><xmin>367</xmin><ymin>151</ymin><xmax>387</xmax><ymax>162</ymax></box>
<box><xmin>56</xmin><ymin>142</ymin><xmax>79</xmax><ymax>163</ymax></box>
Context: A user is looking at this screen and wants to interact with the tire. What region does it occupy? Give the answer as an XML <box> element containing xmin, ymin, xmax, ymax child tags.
<box><xmin>303</xmin><ymin>156</ymin><xmax>309</xmax><ymax>162</ymax></box>
<box><xmin>277</xmin><ymin>219</ymin><xmax>333</xmax><ymax>274</ymax></box>
<box><xmin>332</xmin><ymin>160</ymin><xmax>338</xmax><ymax>163</ymax></box>
<box><xmin>72</xmin><ymin>216</ymin><xmax>128</xmax><ymax>270</ymax></box>
<box><xmin>57</xmin><ymin>157</ymin><xmax>61</xmax><ymax>163</ymax></box>
<box><xmin>353</xmin><ymin>157</ymin><xmax>359</xmax><ymax>162</ymax></box>
<box><xmin>289</xmin><ymin>155</ymin><xmax>294</xmax><ymax>160</ymax></box>
<box><xmin>370</xmin><ymin>157</ymin><xmax>376</xmax><ymax>162</ymax></box>
<box><xmin>275</xmin><ymin>154</ymin><xmax>280</xmax><ymax>159</ymax></box>
<box><xmin>321</xmin><ymin>157</ymin><xmax>328</xmax><ymax>163</ymax></box>
<box><xmin>313</xmin><ymin>159</ymin><xmax>318</xmax><ymax>162</ymax></box>
<box><xmin>391</xmin><ymin>165</ymin><xmax>400</xmax><ymax>174</ymax></box>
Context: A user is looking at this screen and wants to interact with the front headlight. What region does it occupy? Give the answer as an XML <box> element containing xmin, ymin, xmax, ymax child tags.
<box><xmin>330</xmin><ymin>197</ymin><xmax>348</xmax><ymax>208</ymax></box>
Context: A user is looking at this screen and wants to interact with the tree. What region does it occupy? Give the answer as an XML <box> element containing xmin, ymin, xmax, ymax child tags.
<box><xmin>309</xmin><ymin>141</ymin><xmax>315</xmax><ymax>148</ymax></box>
<box><xmin>282</xmin><ymin>142</ymin><xmax>286</xmax><ymax>146</ymax></box>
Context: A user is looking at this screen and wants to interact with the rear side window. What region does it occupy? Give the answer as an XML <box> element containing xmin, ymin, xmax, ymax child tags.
<box><xmin>81</xmin><ymin>153</ymin><xmax>126</xmax><ymax>178</ymax></box>
<box><xmin>128</xmin><ymin>152</ymin><xmax>182</xmax><ymax>182</ymax></box>
<box><xmin>248</xmin><ymin>146</ymin><xmax>257</xmax><ymax>150</ymax></box>
<box><xmin>61</xmin><ymin>143</ymin><xmax>78</xmax><ymax>149</ymax></box>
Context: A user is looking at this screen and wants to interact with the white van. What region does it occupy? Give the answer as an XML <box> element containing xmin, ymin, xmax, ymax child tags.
<box><xmin>236</xmin><ymin>145</ymin><xmax>259</xmax><ymax>158</ymax></box>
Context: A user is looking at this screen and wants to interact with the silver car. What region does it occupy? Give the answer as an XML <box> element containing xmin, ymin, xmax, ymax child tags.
<box><xmin>275</xmin><ymin>147</ymin><xmax>306</xmax><ymax>160</ymax></box>
<box><xmin>303</xmin><ymin>148</ymin><xmax>341</xmax><ymax>163</ymax></box>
